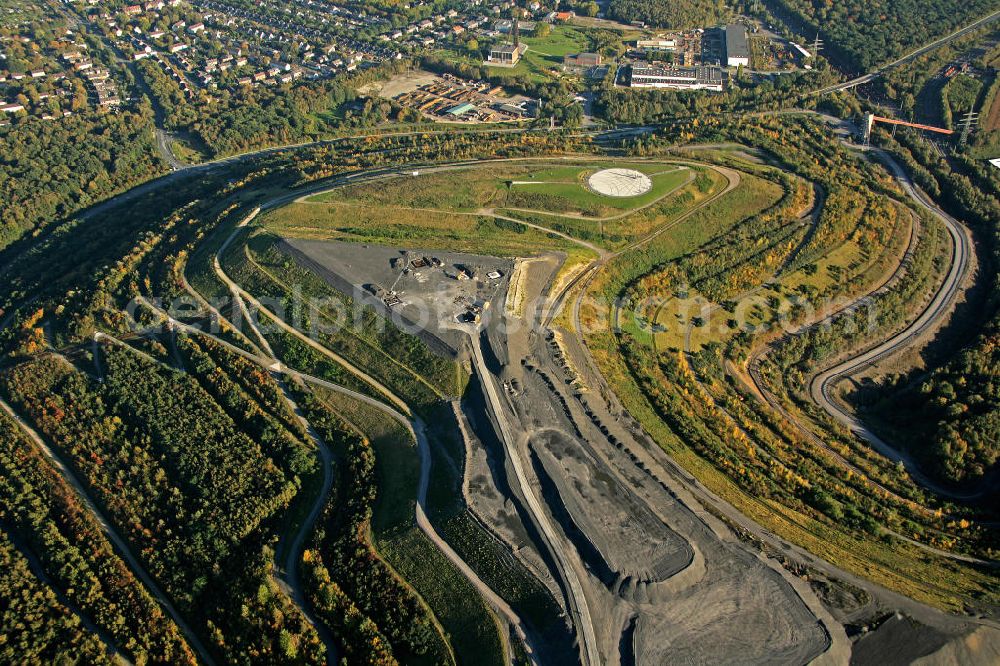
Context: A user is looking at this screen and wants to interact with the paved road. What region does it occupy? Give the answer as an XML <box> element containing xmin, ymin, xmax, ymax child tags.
<box><xmin>806</xmin><ymin>9</ymin><xmax>1000</xmax><ymax>96</ymax></box>
<box><xmin>489</xmin><ymin>157</ymin><xmax>743</xmax><ymax>663</ymax></box>
<box><xmin>14</xmin><ymin>118</ymin><xmax>986</xmax><ymax>657</ymax></box>
<box><xmin>564</xmin><ymin>162</ymin><xmax>742</xmax><ymax>333</ymax></box>
<box><xmin>156</xmin><ymin>129</ymin><xmax>185</xmax><ymax>171</ymax></box>
<box><xmin>535</xmin><ymin>161</ymin><xmax>855</xmax><ymax>661</ymax></box>
<box><xmin>726</xmin><ymin>111</ymin><xmax>988</xmax><ymax>506</ymax></box>
<box><xmin>808</xmin><ymin>148</ymin><xmax>979</xmax><ymax>499</ymax></box>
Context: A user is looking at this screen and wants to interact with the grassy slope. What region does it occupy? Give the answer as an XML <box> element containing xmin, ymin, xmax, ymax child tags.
<box><xmin>313</xmin><ymin>387</ymin><xmax>506</xmax><ymax>666</ymax></box>
<box><xmin>261</xmin><ymin>203</ymin><xmax>579</xmax><ymax>257</ymax></box>
<box><xmin>585</xmin><ymin>166</ymin><xmax>998</xmax><ymax>612</ymax></box>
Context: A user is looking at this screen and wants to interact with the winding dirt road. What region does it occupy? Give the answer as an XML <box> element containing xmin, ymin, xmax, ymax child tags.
<box><xmin>198</xmin><ymin>215</ymin><xmax>541</xmax><ymax>663</ymax></box>
<box><xmin>468</xmin><ymin>336</ymin><xmax>599</xmax><ymax>666</ymax></box>
<box><xmin>807</xmin><ymin>149</ymin><xmax>975</xmax><ymax>496</ymax></box>
<box><xmin>146</xmin><ymin>292</ymin><xmax>539</xmax><ymax>664</ymax></box>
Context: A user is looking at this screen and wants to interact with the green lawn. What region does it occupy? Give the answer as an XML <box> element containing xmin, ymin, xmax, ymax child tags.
<box><xmin>309</xmin><ymin>161</ymin><xmax>692</xmax><ymax>217</ymax></box>
<box><xmin>515</xmin><ymin>26</ymin><xmax>592</xmax><ymax>81</ymax></box>
<box><xmin>504</xmin><ymin>164</ymin><xmax>691</xmax><ymax>214</ymax></box>
<box><xmin>313</xmin><ymin>387</ymin><xmax>507</xmax><ymax>666</ymax></box>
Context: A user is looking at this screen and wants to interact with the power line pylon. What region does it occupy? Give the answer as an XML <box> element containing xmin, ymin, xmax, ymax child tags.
<box><xmin>959</xmin><ymin>110</ymin><xmax>979</xmax><ymax>145</ymax></box>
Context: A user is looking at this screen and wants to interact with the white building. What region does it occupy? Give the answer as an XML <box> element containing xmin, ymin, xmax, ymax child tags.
<box><xmin>725</xmin><ymin>24</ymin><xmax>749</xmax><ymax>68</ymax></box>
<box><xmin>628</xmin><ymin>65</ymin><xmax>724</xmax><ymax>91</ymax></box>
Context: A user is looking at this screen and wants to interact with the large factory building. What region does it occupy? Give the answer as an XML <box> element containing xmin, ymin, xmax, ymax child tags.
<box><xmin>627</xmin><ymin>65</ymin><xmax>724</xmax><ymax>91</ymax></box>
<box><xmin>725</xmin><ymin>24</ymin><xmax>750</xmax><ymax>68</ymax></box>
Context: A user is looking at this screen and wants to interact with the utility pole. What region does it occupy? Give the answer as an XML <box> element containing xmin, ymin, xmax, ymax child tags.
<box><xmin>861</xmin><ymin>112</ymin><xmax>875</xmax><ymax>147</ymax></box>
<box><xmin>959</xmin><ymin>110</ymin><xmax>979</xmax><ymax>145</ymax></box>
<box><xmin>812</xmin><ymin>33</ymin><xmax>823</xmax><ymax>59</ymax></box>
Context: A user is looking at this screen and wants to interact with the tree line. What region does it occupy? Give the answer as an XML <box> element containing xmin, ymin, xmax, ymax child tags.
<box><xmin>767</xmin><ymin>0</ymin><xmax>999</xmax><ymax>74</ymax></box>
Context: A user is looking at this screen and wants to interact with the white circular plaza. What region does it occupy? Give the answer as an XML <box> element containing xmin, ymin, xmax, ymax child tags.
<box><xmin>587</xmin><ymin>168</ymin><xmax>653</xmax><ymax>197</ymax></box>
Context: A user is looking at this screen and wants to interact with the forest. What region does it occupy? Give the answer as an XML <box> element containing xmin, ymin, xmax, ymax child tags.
<box><xmin>868</xmin><ymin>129</ymin><xmax>1000</xmax><ymax>485</ymax></box>
<box><xmin>0</xmin><ymin>128</ymin><xmax>576</xmax><ymax>662</ymax></box>
<box><xmin>606</xmin><ymin>0</ymin><xmax>733</xmax><ymax>29</ymax></box>
<box><xmin>0</xmin><ymin>533</ymin><xmax>111</xmax><ymax>664</ymax></box>
<box><xmin>137</xmin><ymin>58</ymin><xmax>413</xmax><ymax>157</ymax></box>
<box><xmin>0</xmin><ymin>106</ymin><xmax>163</xmax><ymax>251</ymax></box>
<box><xmin>768</xmin><ymin>0</ymin><xmax>999</xmax><ymax>72</ymax></box>
<box><xmin>0</xmin><ymin>412</ymin><xmax>194</xmax><ymax>664</ymax></box>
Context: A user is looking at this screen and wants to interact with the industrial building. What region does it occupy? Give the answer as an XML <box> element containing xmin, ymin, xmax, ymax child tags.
<box><xmin>725</xmin><ymin>24</ymin><xmax>749</xmax><ymax>68</ymax></box>
<box><xmin>627</xmin><ymin>65</ymin><xmax>724</xmax><ymax>91</ymax></box>
<box><xmin>444</xmin><ymin>102</ymin><xmax>477</xmax><ymax>117</ymax></box>
<box><xmin>563</xmin><ymin>52</ymin><xmax>602</xmax><ymax>69</ymax></box>
<box><xmin>487</xmin><ymin>43</ymin><xmax>526</xmax><ymax>66</ymax></box>
<box><xmin>636</xmin><ymin>38</ymin><xmax>676</xmax><ymax>52</ymax></box>
<box><xmin>486</xmin><ymin>16</ymin><xmax>527</xmax><ymax>67</ymax></box>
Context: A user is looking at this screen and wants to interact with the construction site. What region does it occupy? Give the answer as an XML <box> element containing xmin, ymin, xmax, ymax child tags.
<box><xmin>389</xmin><ymin>72</ymin><xmax>535</xmax><ymax>122</ymax></box>
<box><xmin>279</xmin><ymin>238</ymin><xmax>511</xmax><ymax>356</ymax></box>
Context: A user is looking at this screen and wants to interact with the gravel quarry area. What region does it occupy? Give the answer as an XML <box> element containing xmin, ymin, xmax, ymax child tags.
<box><xmin>281</xmin><ymin>238</ymin><xmax>512</xmax><ymax>357</ymax></box>
<box><xmin>456</xmin><ymin>249</ymin><xmax>839</xmax><ymax>665</ymax></box>
<box><xmin>284</xmin><ymin>235</ymin><xmax>841</xmax><ymax>663</ymax></box>
<box><xmin>274</xmin><ymin>168</ymin><xmax>1000</xmax><ymax>666</ymax></box>
<box><xmin>527</xmin><ymin>414</ymin><xmax>693</xmax><ymax>590</ymax></box>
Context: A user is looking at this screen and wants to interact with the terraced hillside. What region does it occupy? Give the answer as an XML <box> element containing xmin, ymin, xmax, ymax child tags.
<box><xmin>0</xmin><ymin>120</ymin><xmax>996</xmax><ymax>665</ymax></box>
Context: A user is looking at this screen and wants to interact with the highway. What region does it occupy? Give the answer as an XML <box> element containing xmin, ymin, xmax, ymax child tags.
<box><xmin>806</xmin><ymin>8</ymin><xmax>1000</xmax><ymax>96</ymax></box>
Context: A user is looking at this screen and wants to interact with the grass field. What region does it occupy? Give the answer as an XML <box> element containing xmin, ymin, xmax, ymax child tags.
<box><xmin>503</xmin><ymin>164</ymin><xmax>691</xmax><ymax>215</ymax></box>
<box><xmin>312</xmin><ymin>387</ymin><xmax>507</xmax><ymax>666</ymax></box>
<box><xmin>262</xmin><ymin>203</ymin><xmax>579</xmax><ymax>257</ymax></box>
<box><xmin>515</xmin><ymin>26</ymin><xmax>592</xmax><ymax>81</ymax></box>
<box><xmin>308</xmin><ymin>161</ymin><xmax>691</xmax><ymax>216</ymax></box>
<box><xmin>591</xmin><ymin>173</ymin><xmax>784</xmax><ymax>305</ymax></box>
<box><xmin>971</xmin><ymin>72</ymin><xmax>1000</xmax><ymax>157</ymax></box>
<box><xmin>291</xmin><ymin>160</ymin><xmax>706</xmax><ymax>252</ymax></box>
<box><xmin>167</xmin><ymin>132</ymin><xmax>211</xmax><ymax>164</ymax></box>
<box><xmin>430</xmin><ymin>25</ymin><xmax>597</xmax><ymax>83</ymax></box>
